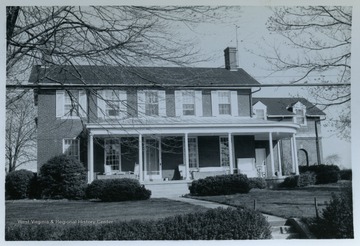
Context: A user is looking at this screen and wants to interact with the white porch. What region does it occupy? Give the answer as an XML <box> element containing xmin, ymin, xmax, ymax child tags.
<box><xmin>86</xmin><ymin>117</ymin><xmax>300</xmax><ymax>183</ymax></box>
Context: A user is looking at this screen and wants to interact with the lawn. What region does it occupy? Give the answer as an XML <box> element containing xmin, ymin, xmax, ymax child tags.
<box><xmin>6</xmin><ymin>198</ymin><xmax>208</xmax><ymax>225</ymax></box>
<box><xmin>190</xmin><ymin>181</ymin><xmax>351</xmax><ymax>219</ymax></box>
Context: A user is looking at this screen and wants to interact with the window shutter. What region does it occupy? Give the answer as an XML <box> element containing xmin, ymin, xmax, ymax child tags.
<box><xmin>97</xmin><ymin>90</ymin><xmax>106</xmax><ymax>119</ymax></box>
<box><xmin>195</xmin><ymin>91</ymin><xmax>203</xmax><ymax>117</ymax></box>
<box><xmin>119</xmin><ymin>90</ymin><xmax>127</xmax><ymax>118</ymax></box>
<box><xmin>79</xmin><ymin>90</ymin><xmax>87</xmax><ymax>117</ymax></box>
<box><xmin>56</xmin><ymin>90</ymin><xmax>64</xmax><ymax>118</ymax></box>
<box><xmin>175</xmin><ymin>90</ymin><xmax>183</xmax><ymax>116</ymax></box>
<box><xmin>230</xmin><ymin>91</ymin><xmax>238</xmax><ymax>116</ymax></box>
<box><xmin>137</xmin><ymin>90</ymin><xmax>145</xmax><ymax>117</ymax></box>
<box><xmin>211</xmin><ymin>91</ymin><xmax>219</xmax><ymax>117</ymax></box>
<box><xmin>158</xmin><ymin>90</ymin><xmax>166</xmax><ymax>117</ymax></box>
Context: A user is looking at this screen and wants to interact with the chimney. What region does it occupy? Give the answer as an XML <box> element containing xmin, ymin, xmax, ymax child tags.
<box><xmin>224</xmin><ymin>47</ymin><xmax>238</xmax><ymax>71</ymax></box>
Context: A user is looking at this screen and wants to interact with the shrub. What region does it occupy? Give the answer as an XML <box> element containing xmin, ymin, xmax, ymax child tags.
<box><xmin>249</xmin><ymin>177</ymin><xmax>267</xmax><ymax>189</ymax></box>
<box><xmin>189</xmin><ymin>174</ymin><xmax>250</xmax><ymax>196</ymax></box>
<box><xmin>339</xmin><ymin>169</ymin><xmax>352</xmax><ymax>180</ymax></box>
<box><xmin>86</xmin><ymin>178</ymin><xmax>151</xmax><ymax>201</ymax></box>
<box><xmin>299</xmin><ymin>164</ymin><xmax>340</xmax><ymax>184</ymax></box>
<box><xmin>38</xmin><ymin>155</ymin><xmax>87</xmax><ymax>200</ymax></box>
<box><xmin>280</xmin><ymin>175</ymin><xmax>298</xmax><ymax>188</ymax></box>
<box><xmin>297</xmin><ymin>171</ymin><xmax>316</xmax><ymax>187</ymax></box>
<box><xmin>5</xmin><ymin>170</ymin><xmax>36</xmax><ymax>200</ymax></box>
<box><xmin>5</xmin><ymin>207</ymin><xmax>272</xmax><ymax>240</ymax></box>
<box><xmin>280</xmin><ymin>172</ymin><xmax>316</xmax><ymax>188</ymax></box>
<box><xmin>308</xmin><ymin>185</ymin><xmax>353</xmax><ymax>239</ymax></box>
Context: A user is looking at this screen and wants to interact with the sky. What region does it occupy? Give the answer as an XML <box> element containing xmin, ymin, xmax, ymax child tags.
<box><xmin>173</xmin><ymin>5</ymin><xmax>353</xmax><ymax>168</ymax></box>
<box><xmin>1</xmin><ymin>0</ymin><xmax>357</xmax><ymax>171</ymax></box>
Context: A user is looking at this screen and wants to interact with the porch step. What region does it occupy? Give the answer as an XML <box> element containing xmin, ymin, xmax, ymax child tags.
<box><xmin>144</xmin><ymin>181</ymin><xmax>191</xmax><ymax>198</ymax></box>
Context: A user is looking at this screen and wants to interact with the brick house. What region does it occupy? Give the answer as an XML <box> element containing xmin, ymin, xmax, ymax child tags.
<box><xmin>29</xmin><ymin>47</ymin><xmax>325</xmax><ymax>184</ymax></box>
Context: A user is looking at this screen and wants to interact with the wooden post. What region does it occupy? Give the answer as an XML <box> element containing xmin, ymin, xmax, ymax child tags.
<box><xmin>253</xmin><ymin>199</ymin><xmax>256</xmax><ymax>210</ymax></box>
<box><xmin>314</xmin><ymin>197</ymin><xmax>319</xmax><ymax>219</ymax></box>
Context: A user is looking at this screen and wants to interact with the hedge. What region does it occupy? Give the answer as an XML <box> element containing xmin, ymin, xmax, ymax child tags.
<box><xmin>86</xmin><ymin>178</ymin><xmax>151</xmax><ymax>201</ymax></box>
<box><xmin>5</xmin><ymin>170</ymin><xmax>37</xmax><ymax>200</ymax></box>
<box><xmin>299</xmin><ymin>165</ymin><xmax>340</xmax><ymax>184</ymax></box>
<box><xmin>339</xmin><ymin>169</ymin><xmax>352</xmax><ymax>180</ymax></box>
<box><xmin>5</xmin><ymin>207</ymin><xmax>272</xmax><ymax>240</ymax></box>
<box><xmin>189</xmin><ymin>174</ymin><xmax>250</xmax><ymax>196</ymax></box>
<box><xmin>280</xmin><ymin>171</ymin><xmax>316</xmax><ymax>188</ymax></box>
<box><xmin>249</xmin><ymin>177</ymin><xmax>267</xmax><ymax>189</ymax></box>
<box><xmin>38</xmin><ymin>155</ymin><xmax>87</xmax><ymax>199</ymax></box>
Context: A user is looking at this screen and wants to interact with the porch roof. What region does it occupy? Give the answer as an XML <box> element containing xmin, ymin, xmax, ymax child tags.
<box><xmin>86</xmin><ymin>116</ymin><xmax>299</xmax><ymax>139</ymax></box>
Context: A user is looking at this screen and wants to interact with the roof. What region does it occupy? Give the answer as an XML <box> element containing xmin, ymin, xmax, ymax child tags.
<box><xmin>252</xmin><ymin>97</ymin><xmax>326</xmax><ymax>116</ymax></box>
<box><xmin>28</xmin><ymin>65</ymin><xmax>260</xmax><ymax>87</ymax></box>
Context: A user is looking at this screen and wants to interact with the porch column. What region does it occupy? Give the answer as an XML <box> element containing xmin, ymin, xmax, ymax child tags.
<box><xmin>87</xmin><ymin>132</ymin><xmax>94</xmax><ymax>183</ymax></box>
<box><xmin>290</xmin><ymin>137</ymin><xmax>295</xmax><ymax>173</ymax></box>
<box><xmin>277</xmin><ymin>140</ymin><xmax>283</xmax><ymax>177</ymax></box>
<box><xmin>292</xmin><ymin>134</ymin><xmax>299</xmax><ymax>175</ymax></box>
<box><xmin>268</xmin><ymin>132</ymin><xmax>275</xmax><ymax>177</ymax></box>
<box><xmin>139</xmin><ymin>134</ymin><xmax>143</xmax><ymax>182</ymax></box>
<box><xmin>228</xmin><ymin>133</ymin><xmax>234</xmax><ymax>174</ymax></box>
<box><xmin>184</xmin><ymin>133</ymin><xmax>190</xmax><ymax>180</ymax></box>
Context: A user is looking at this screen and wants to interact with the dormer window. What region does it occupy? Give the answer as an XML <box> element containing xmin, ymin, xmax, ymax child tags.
<box><xmin>292</xmin><ymin>102</ymin><xmax>307</xmax><ymax>126</ymax></box>
<box><xmin>252</xmin><ymin>101</ymin><xmax>267</xmax><ymax>120</ymax></box>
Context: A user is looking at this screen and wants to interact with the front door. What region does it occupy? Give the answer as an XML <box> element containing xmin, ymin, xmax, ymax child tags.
<box><xmin>255</xmin><ymin>148</ymin><xmax>266</xmax><ymax>177</ymax></box>
<box><xmin>144</xmin><ymin>138</ymin><xmax>162</xmax><ymax>180</ymax></box>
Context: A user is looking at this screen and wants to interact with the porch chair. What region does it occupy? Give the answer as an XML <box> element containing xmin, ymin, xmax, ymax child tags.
<box><xmin>104</xmin><ymin>165</ymin><xmax>112</xmax><ymax>175</ymax></box>
<box><xmin>178</xmin><ymin>164</ymin><xmax>187</xmax><ymax>180</ymax></box>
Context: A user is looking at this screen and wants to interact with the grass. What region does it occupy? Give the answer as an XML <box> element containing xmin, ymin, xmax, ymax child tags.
<box><xmin>6</xmin><ymin>198</ymin><xmax>208</xmax><ymax>225</ymax></box>
<box><xmin>189</xmin><ymin>181</ymin><xmax>351</xmax><ymax>219</ymax></box>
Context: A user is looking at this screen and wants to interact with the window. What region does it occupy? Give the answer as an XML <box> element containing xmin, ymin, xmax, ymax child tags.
<box><xmin>105</xmin><ymin>139</ymin><xmax>121</xmax><ymax>171</ymax></box>
<box><xmin>56</xmin><ymin>90</ymin><xmax>87</xmax><ymax>118</ymax></box>
<box><xmin>219</xmin><ymin>137</ymin><xmax>230</xmax><ymax>167</ymax></box>
<box><xmin>182</xmin><ymin>91</ymin><xmax>195</xmax><ymax>116</ymax></box>
<box><xmin>64</xmin><ymin>90</ymin><xmax>80</xmax><ymax>117</ymax></box>
<box><xmin>218</xmin><ymin>91</ymin><xmax>231</xmax><ymax>115</ymax></box>
<box><xmin>63</xmin><ymin>139</ymin><xmax>80</xmax><ymax>160</ymax></box>
<box><xmin>105</xmin><ymin>90</ymin><xmax>121</xmax><ymax>117</ymax></box>
<box><xmin>187</xmin><ymin>137</ymin><xmax>198</xmax><ymax>168</ymax></box>
<box><xmin>294</xmin><ymin>108</ymin><xmax>306</xmax><ymax>125</ymax></box>
<box><xmin>145</xmin><ymin>91</ymin><xmax>159</xmax><ymax>116</ymax></box>
<box><xmin>255</xmin><ymin>109</ymin><xmax>266</xmax><ymax>120</ymax></box>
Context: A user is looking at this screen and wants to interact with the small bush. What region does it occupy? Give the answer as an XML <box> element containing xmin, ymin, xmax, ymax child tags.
<box><xmin>339</xmin><ymin>169</ymin><xmax>352</xmax><ymax>180</ymax></box>
<box><xmin>299</xmin><ymin>165</ymin><xmax>340</xmax><ymax>184</ymax></box>
<box><xmin>189</xmin><ymin>174</ymin><xmax>250</xmax><ymax>196</ymax></box>
<box><xmin>5</xmin><ymin>207</ymin><xmax>272</xmax><ymax>240</ymax></box>
<box><xmin>280</xmin><ymin>172</ymin><xmax>316</xmax><ymax>188</ymax></box>
<box><xmin>297</xmin><ymin>171</ymin><xmax>316</xmax><ymax>187</ymax></box>
<box><xmin>5</xmin><ymin>170</ymin><xmax>36</xmax><ymax>200</ymax></box>
<box><xmin>86</xmin><ymin>178</ymin><xmax>151</xmax><ymax>201</ymax></box>
<box><xmin>249</xmin><ymin>177</ymin><xmax>267</xmax><ymax>189</ymax></box>
<box><xmin>280</xmin><ymin>175</ymin><xmax>298</xmax><ymax>188</ymax></box>
<box><xmin>308</xmin><ymin>185</ymin><xmax>353</xmax><ymax>239</ymax></box>
<box><xmin>38</xmin><ymin>155</ymin><xmax>87</xmax><ymax>200</ymax></box>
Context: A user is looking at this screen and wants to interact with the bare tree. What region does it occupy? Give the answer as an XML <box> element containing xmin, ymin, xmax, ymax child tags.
<box><xmin>264</xmin><ymin>6</ymin><xmax>351</xmax><ymax>139</ymax></box>
<box><xmin>6</xmin><ymin>6</ymin><xmax>224</xmax><ymax>82</ymax></box>
<box><xmin>6</xmin><ymin>92</ymin><xmax>37</xmax><ymax>172</ymax></box>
